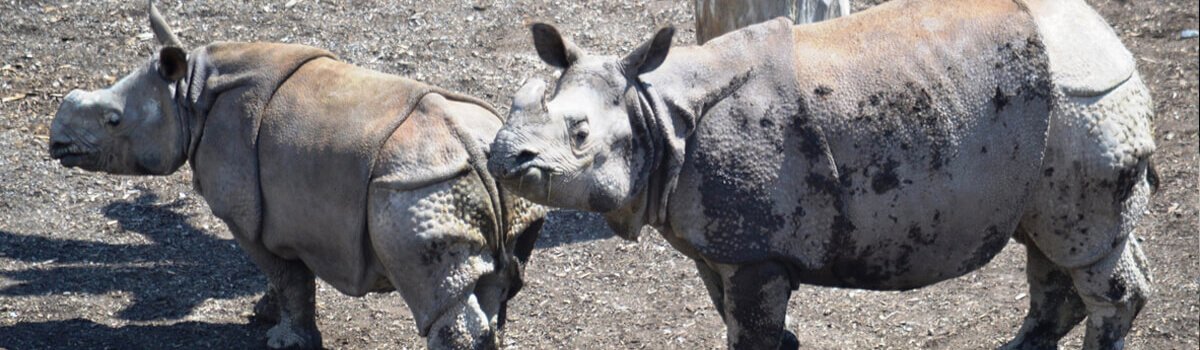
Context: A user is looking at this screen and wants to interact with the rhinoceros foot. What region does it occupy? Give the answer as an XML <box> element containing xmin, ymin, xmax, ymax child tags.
<box><xmin>779</xmin><ymin>329</ymin><xmax>799</xmax><ymax>350</ymax></box>
<box><xmin>266</xmin><ymin>322</ymin><xmax>322</xmax><ymax>350</ymax></box>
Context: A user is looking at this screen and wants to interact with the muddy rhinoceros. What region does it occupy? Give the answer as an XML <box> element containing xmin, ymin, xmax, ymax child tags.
<box><xmin>488</xmin><ymin>0</ymin><xmax>1156</xmax><ymax>348</ymax></box>
<box><xmin>48</xmin><ymin>2</ymin><xmax>545</xmax><ymax>349</ymax></box>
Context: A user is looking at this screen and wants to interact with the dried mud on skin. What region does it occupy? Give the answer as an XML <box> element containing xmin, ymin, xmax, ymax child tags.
<box><xmin>0</xmin><ymin>0</ymin><xmax>1196</xmax><ymax>349</ymax></box>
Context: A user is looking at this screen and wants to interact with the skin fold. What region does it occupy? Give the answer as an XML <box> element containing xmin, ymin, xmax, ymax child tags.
<box><xmin>48</xmin><ymin>2</ymin><xmax>545</xmax><ymax>349</ymax></box>
<box><xmin>489</xmin><ymin>0</ymin><xmax>1156</xmax><ymax>348</ymax></box>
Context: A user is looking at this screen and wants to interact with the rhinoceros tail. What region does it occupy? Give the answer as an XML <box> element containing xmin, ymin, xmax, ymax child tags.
<box><xmin>432</xmin><ymin>88</ymin><xmax>505</xmax><ymax>122</ymax></box>
<box><xmin>1147</xmin><ymin>157</ymin><xmax>1160</xmax><ymax>194</ymax></box>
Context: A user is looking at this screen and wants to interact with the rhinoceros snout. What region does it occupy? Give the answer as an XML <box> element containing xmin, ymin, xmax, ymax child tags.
<box><xmin>487</xmin><ymin>140</ymin><xmax>540</xmax><ymax>180</ymax></box>
<box><xmin>48</xmin><ymin>89</ymin><xmax>100</xmax><ymax>165</ymax></box>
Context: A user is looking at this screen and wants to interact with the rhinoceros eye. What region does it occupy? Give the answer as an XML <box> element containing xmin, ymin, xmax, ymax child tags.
<box><xmin>568</xmin><ymin>117</ymin><xmax>589</xmax><ymax>149</ymax></box>
<box><xmin>104</xmin><ymin>111</ymin><xmax>121</xmax><ymax>127</ymax></box>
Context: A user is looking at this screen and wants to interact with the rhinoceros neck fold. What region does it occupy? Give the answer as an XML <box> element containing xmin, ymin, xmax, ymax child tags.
<box><xmin>606</xmin><ymin>18</ymin><xmax>799</xmax><ymax>240</ymax></box>
<box><xmin>173</xmin><ymin>60</ymin><xmax>198</xmax><ymax>166</ymax></box>
<box><xmin>599</xmin><ymin>79</ymin><xmax>669</xmax><ymax>240</ymax></box>
<box><xmin>177</xmin><ymin>43</ymin><xmax>336</xmax><ymax>171</ymax></box>
<box><xmin>609</xmin><ymin>62</ymin><xmax>752</xmax><ymax>238</ymax></box>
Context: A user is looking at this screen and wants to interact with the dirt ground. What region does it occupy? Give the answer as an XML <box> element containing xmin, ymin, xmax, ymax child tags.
<box><xmin>0</xmin><ymin>0</ymin><xmax>1195</xmax><ymax>349</ymax></box>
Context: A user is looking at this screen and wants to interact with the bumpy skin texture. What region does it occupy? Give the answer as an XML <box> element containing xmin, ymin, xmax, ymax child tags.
<box><xmin>189</xmin><ymin>44</ymin><xmax>546</xmax><ymax>349</ymax></box>
<box><xmin>492</xmin><ymin>0</ymin><xmax>1155</xmax><ymax>348</ymax></box>
<box><xmin>51</xmin><ymin>39</ymin><xmax>546</xmax><ymax>349</ymax></box>
<box><xmin>662</xmin><ymin>0</ymin><xmax>1055</xmax><ymax>291</ymax></box>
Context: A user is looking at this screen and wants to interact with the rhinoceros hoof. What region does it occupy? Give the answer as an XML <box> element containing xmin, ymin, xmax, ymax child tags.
<box><xmin>779</xmin><ymin>330</ymin><xmax>799</xmax><ymax>350</ymax></box>
<box><xmin>266</xmin><ymin>323</ymin><xmax>321</xmax><ymax>350</ymax></box>
<box><xmin>998</xmin><ymin>338</ymin><xmax>1057</xmax><ymax>350</ymax></box>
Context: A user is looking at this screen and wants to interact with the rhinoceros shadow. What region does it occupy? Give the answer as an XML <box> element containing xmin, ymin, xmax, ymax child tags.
<box><xmin>0</xmin><ymin>318</ymin><xmax>269</xmax><ymax>349</ymax></box>
<box><xmin>0</xmin><ymin>190</ymin><xmax>265</xmax><ymax>324</ymax></box>
<box><xmin>534</xmin><ymin>210</ymin><xmax>617</xmax><ymax>248</ymax></box>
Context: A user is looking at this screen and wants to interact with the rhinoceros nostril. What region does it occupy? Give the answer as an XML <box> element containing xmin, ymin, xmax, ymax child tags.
<box><xmin>49</xmin><ymin>141</ymin><xmax>72</xmax><ymax>158</ymax></box>
<box><xmin>50</xmin><ymin>141</ymin><xmax>70</xmax><ymax>150</ymax></box>
<box><xmin>514</xmin><ymin>149</ymin><xmax>538</xmax><ymax>165</ymax></box>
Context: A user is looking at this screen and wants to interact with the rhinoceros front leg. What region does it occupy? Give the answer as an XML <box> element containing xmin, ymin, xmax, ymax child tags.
<box><xmin>233</xmin><ymin>233</ymin><xmax>321</xmax><ymax>349</ymax></box>
<box><xmin>711</xmin><ymin>261</ymin><xmax>799</xmax><ymax>350</ymax></box>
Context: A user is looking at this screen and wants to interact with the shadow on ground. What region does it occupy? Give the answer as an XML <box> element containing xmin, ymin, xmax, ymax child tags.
<box><xmin>534</xmin><ymin>210</ymin><xmax>617</xmax><ymax>248</ymax></box>
<box><xmin>0</xmin><ymin>191</ymin><xmax>264</xmax><ymax>321</ymax></box>
<box><xmin>0</xmin><ymin>318</ymin><xmax>270</xmax><ymax>349</ymax></box>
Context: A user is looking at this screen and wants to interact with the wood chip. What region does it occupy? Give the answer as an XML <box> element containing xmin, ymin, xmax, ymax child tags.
<box><xmin>1</xmin><ymin>93</ymin><xmax>26</xmax><ymax>103</ymax></box>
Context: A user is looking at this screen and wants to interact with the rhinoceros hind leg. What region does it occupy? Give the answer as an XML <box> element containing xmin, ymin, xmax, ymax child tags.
<box><xmin>1068</xmin><ymin>235</ymin><xmax>1152</xmax><ymax>350</ymax></box>
<box><xmin>713</xmin><ymin>261</ymin><xmax>794</xmax><ymax>350</ymax></box>
<box><xmin>1002</xmin><ymin>235</ymin><xmax>1087</xmax><ymax>350</ymax></box>
<box><xmin>369</xmin><ymin>177</ymin><xmax>503</xmax><ymax>349</ymax></box>
<box><xmin>426</xmin><ymin>293</ymin><xmax>497</xmax><ymax>350</ymax></box>
<box><xmin>1016</xmin><ymin>71</ymin><xmax>1156</xmax><ymax>349</ymax></box>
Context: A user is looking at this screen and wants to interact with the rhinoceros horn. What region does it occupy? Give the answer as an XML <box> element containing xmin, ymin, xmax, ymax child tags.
<box><xmin>510</xmin><ymin>79</ymin><xmax>547</xmax><ymax>120</ymax></box>
<box><xmin>148</xmin><ymin>0</ymin><xmax>183</xmax><ymax>48</ymax></box>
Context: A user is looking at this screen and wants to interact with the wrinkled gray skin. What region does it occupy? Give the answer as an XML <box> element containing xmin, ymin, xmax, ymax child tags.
<box><xmin>49</xmin><ymin>2</ymin><xmax>545</xmax><ymax>349</ymax></box>
<box><xmin>490</xmin><ymin>0</ymin><xmax>1156</xmax><ymax>349</ymax></box>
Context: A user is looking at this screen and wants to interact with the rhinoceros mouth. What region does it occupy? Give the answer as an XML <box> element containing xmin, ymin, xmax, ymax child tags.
<box><xmin>498</xmin><ymin>166</ymin><xmax>554</xmax><ymax>201</ymax></box>
<box><xmin>49</xmin><ymin>142</ymin><xmax>96</xmax><ymax>167</ymax></box>
<box><xmin>49</xmin><ymin>143</ymin><xmax>93</xmax><ymax>158</ymax></box>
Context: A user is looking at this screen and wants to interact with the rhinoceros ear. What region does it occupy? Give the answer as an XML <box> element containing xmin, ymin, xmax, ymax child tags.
<box><xmin>622</xmin><ymin>26</ymin><xmax>674</xmax><ymax>76</ymax></box>
<box><xmin>148</xmin><ymin>0</ymin><xmax>184</xmax><ymax>48</ymax></box>
<box><xmin>531</xmin><ymin>23</ymin><xmax>584</xmax><ymax>69</ymax></box>
<box><xmin>157</xmin><ymin>46</ymin><xmax>187</xmax><ymax>82</ymax></box>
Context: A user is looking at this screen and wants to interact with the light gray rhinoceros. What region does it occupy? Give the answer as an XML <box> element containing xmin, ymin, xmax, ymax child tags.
<box><xmin>48</xmin><ymin>2</ymin><xmax>545</xmax><ymax>349</ymax></box>
<box><xmin>488</xmin><ymin>0</ymin><xmax>1156</xmax><ymax>348</ymax></box>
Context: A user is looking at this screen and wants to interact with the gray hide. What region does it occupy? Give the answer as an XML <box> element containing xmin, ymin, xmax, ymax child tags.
<box><xmin>490</xmin><ymin>0</ymin><xmax>1155</xmax><ymax>348</ymax></box>
<box><xmin>49</xmin><ymin>3</ymin><xmax>545</xmax><ymax>349</ymax></box>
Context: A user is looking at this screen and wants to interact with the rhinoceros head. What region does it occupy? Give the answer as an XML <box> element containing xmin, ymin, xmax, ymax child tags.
<box><xmin>489</xmin><ymin>23</ymin><xmax>674</xmax><ymax>215</ymax></box>
<box><xmin>49</xmin><ymin>1</ymin><xmax>190</xmax><ymax>175</ymax></box>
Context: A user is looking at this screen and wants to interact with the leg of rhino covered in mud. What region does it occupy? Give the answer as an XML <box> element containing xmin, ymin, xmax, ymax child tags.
<box><xmin>1002</xmin><ymin>232</ymin><xmax>1087</xmax><ymax>350</ymax></box>
<box><xmin>716</xmin><ymin>262</ymin><xmax>798</xmax><ymax>350</ymax></box>
<box><xmin>233</xmin><ymin>234</ymin><xmax>321</xmax><ymax>349</ymax></box>
<box><xmin>427</xmin><ymin>293</ymin><xmax>497</xmax><ymax>350</ymax></box>
<box><xmin>490</xmin><ymin>217</ymin><xmax>545</xmax><ymax>331</ymax></box>
<box><xmin>1068</xmin><ymin>235</ymin><xmax>1153</xmax><ymax>350</ymax></box>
